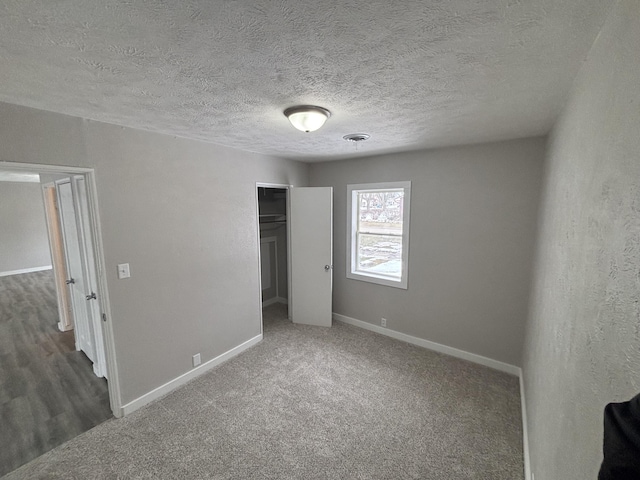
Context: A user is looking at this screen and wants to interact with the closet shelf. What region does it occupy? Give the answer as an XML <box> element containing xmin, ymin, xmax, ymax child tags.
<box><xmin>259</xmin><ymin>213</ymin><xmax>286</xmax><ymax>225</ymax></box>
<box><xmin>260</xmin><ymin>223</ymin><xmax>285</xmax><ymax>231</ymax></box>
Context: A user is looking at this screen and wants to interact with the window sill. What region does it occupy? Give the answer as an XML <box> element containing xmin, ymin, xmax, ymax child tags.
<box><xmin>346</xmin><ymin>271</ymin><xmax>408</xmax><ymax>289</ymax></box>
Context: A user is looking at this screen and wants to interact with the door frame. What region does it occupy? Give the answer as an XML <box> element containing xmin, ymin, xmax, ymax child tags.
<box><xmin>0</xmin><ymin>160</ymin><xmax>122</xmax><ymax>417</ymax></box>
<box><xmin>255</xmin><ymin>182</ymin><xmax>292</xmax><ymax>334</ymax></box>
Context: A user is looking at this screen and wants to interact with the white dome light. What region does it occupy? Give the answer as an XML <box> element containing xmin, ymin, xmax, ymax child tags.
<box><xmin>284</xmin><ymin>105</ymin><xmax>331</xmax><ymax>133</ymax></box>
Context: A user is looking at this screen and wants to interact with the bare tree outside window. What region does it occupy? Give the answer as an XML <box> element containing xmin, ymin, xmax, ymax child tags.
<box><xmin>356</xmin><ymin>190</ymin><xmax>404</xmax><ymax>278</ymax></box>
<box><xmin>347</xmin><ymin>182</ymin><xmax>411</xmax><ymax>289</ymax></box>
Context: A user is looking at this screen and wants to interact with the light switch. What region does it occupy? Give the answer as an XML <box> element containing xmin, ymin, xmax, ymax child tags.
<box><xmin>117</xmin><ymin>263</ymin><xmax>130</xmax><ymax>279</ymax></box>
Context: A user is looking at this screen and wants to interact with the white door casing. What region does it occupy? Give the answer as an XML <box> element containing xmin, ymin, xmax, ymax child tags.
<box><xmin>290</xmin><ymin>187</ymin><xmax>333</xmax><ymax>327</ymax></box>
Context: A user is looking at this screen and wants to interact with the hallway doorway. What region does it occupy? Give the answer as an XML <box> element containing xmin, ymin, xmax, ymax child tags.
<box><xmin>0</xmin><ymin>161</ymin><xmax>119</xmax><ymax>475</ymax></box>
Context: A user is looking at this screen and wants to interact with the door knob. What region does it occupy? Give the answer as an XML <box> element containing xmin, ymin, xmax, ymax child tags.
<box><xmin>86</xmin><ymin>292</ymin><xmax>97</xmax><ymax>300</ymax></box>
<box><xmin>324</xmin><ymin>265</ymin><xmax>332</xmax><ymax>271</ymax></box>
<box><xmin>66</xmin><ymin>278</ymin><xmax>75</xmax><ymax>284</ymax></box>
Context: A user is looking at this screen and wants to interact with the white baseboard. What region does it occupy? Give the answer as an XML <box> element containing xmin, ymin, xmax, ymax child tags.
<box><xmin>262</xmin><ymin>296</ymin><xmax>288</xmax><ymax>307</ymax></box>
<box><xmin>120</xmin><ymin>333</ymin><xmax>263</xmax><ymax>416</ymax></box>
<box><xmin>0</xmin><ymin>265</ymin><xmax>52</xmax><ymax>277</ymax></box>
<box><xmin>520</xmin><ymin>372</ymin><xmax>531</xmax><ymax>480</ymax></box>
<box><xmin>332</xmin><ymin>313</ymin><xmax>521</xmax><ymax>376</ymax></box>
<box><xmin>57</xmin><ymin>322</ymin><xmax>74</xmax><ymax>332</ymax></box>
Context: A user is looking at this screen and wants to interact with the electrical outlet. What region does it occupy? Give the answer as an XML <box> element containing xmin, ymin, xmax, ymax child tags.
<box><xmin>192</xmin><ymin>353</ymin><xmax>201</xmax><ymax>367</ymax></box>
<box><xmin>381</xmin><ymin>317</ymin><xmax>387</xmax><ymax>328</ymax></box>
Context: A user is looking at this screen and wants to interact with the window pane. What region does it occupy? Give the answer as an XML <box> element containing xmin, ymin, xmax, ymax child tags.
<box><xmin>357</xmin><ymin>191</ymin><xmax>404</xmax><ymax>235</ymax></box>
<box><xmin>348</xmin><ymin>181</ymin><xmax>410</xmax><ymax>289</ymax></box>
<box><xmin>356</xmin><ymin>233</ymin><xmax>402</xmax><ymax>278</ymax></box>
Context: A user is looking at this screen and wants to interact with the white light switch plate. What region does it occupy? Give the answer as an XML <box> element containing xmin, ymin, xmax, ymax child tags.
<box><xmin>117</xmin><ymin>263</ymin><xmax>130</xmax><ymax>279</ymax></box>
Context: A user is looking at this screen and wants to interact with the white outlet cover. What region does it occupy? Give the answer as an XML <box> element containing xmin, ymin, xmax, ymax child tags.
<box><xmin>192</xmin><ymin>353</ymin><xmax>201</xmax><ymax>367</ymax></box>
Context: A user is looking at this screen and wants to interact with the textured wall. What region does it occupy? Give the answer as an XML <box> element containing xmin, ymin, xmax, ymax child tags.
<box><xmin>0</xmin><ymin>101</ymin><xmax>309</xmax><ymax>405</ymax></box>
<box><xmin>522</xmin><ymin>1</ymin><xmax>640</xmax><ymax>478</ymax></box>
<box><xmin>0</xmin><ymin>181</ymin><xmax>51</xmax><ymax>273</ymax></box>
<box><xmin>310</xmin><ymin>137</ymin><xmax>545</xmax><ymax>366</ymax></box>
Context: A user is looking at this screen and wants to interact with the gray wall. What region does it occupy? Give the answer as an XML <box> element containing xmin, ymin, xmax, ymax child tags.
<box><xmin>522</xmin><ymin>1</ymin><xmax>640</xmax><ymax>478</ymax></box>
<box><xmin>0</xmin><ymin>102</ymin><xmax>309</xmax><ymax>404</ymax></box>
<box><xmin>310</xmin><ymin>137</ymin><xmax>545</xmax><ymax>366</ymax></box>
<box><xmin>0</xmin><ymin>181</ymin><xmax>51</xmax><ymax>273</ymax></box>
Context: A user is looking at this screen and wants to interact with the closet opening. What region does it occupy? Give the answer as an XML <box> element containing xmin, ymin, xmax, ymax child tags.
<box><xmin>257</xmin><ymin>185</ymin><xmax>290</xmax><ymax>327</ymax></box>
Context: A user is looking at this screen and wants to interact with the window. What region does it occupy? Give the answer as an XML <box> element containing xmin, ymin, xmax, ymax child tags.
<box><xmin>347</xmin><ymin>181</ymin><xmax>411</xmax><ymax>289</ymax></box>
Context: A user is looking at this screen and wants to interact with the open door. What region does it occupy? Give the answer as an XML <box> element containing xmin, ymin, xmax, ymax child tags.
<box><xmin>74</xmin><ymin>176</ymin><xmax>108</xmax><ymax>378</ymax></box>
<box><xmin>42</xmin><ymin>184</ymin><xmax>74</xmax><ymax>332</ymax></box>
<box><xmin>55</xmin><ymin>177</ymin><xmax>106</xmax><ymax>378</ymax></box>
<box><xmin>289</xmin><ymin>187</ymin><xmax>333</xmax><ymax>327</ymax></box>
<box><xmin>57</xmin><ymin>179</ymin><xmax>95</xmax><ymax>362</ymax></box>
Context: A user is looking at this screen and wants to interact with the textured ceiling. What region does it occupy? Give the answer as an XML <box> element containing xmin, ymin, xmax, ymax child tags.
<box><xmin>0</xmin><ymin>0</ymin><xmax>614</xmax><ymax>161</ymax></box>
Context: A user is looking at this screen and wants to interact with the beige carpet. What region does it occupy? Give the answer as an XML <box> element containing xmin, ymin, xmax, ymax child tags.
<box><xmin>4</xmin><ymin>303</ymin><xmax>523</xmax><ymax>479</ymax></box>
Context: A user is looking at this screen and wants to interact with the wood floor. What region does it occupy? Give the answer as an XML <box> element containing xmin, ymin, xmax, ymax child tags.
<box><xmin>0</xmin><ymin>270</ymin><xmax>112</xmax><ymax>477</ymax></box>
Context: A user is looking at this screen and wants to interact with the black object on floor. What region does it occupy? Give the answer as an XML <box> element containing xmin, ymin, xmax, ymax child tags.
<box><xmin>598</xmin><ymin>392</ymin><xmax>640</xmax><ymax>480</ymax></box>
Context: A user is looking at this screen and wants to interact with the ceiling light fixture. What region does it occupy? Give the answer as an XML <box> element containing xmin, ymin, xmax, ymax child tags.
<box><xmin>284</xmin><ymin>105</ymin><xmax>331</xmax><ymax>133</ymax></box>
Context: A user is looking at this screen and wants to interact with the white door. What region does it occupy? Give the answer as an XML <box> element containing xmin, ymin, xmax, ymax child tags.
<box><xmin>42</xmin><ymin>185</ymin><xmax>74</xmax><ymax>332</ymax></box>
<box><xmin>290</xmin><ymin>187</ymin><xmax>333</xmax><ymax>327</ymax></box>
<box><xmin>56</xmin><ymin>179</ymin><xmax>96</xmax><ymax>363</ymax></box>
<box><xmin>73</xmin><ymin>176</ymin><xmax>108</xmax><ymax>378</ymax></box>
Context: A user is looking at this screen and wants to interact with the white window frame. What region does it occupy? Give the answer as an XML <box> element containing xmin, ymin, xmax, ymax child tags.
<box><xmin>346</xmin><ymin>181</ymin><xmax>411</xmax><ymax>289</ymax></box>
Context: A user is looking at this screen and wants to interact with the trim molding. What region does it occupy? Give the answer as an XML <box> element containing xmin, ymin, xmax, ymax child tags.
<box><xmin>520</xmin><ymin>372</ymin><xmax>531</xmax><ymax>480</ymax></box>
<box><xmin>0</xmin><ymin>161</ymin><xmax>93</xmax><ymax>174</ymax></box>
<box><xmin>0</xmin><ymin>265</ymin><xmax>52</xmax><ymax>277</ymax></box>
<box><xmin>332</xmin><ymin>313</ymin><xmax>521</xmax><ymax>376</ymax></box>
<box><xmin>57</xmin><ymin>322</ymin><xmax>74</xmax><ymax>332</ymax></box>
<box><xmin>262</xmin><ymin>296</ymin><xmax>288</xmax><ymax>307</ymax></box>
<box><xmin>120</xmin><ymin>333</ymin><xmax>263</xmax><ymax>416</ymax></box>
